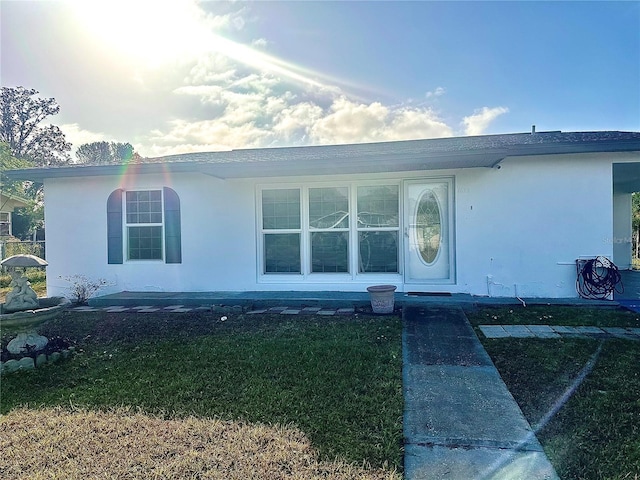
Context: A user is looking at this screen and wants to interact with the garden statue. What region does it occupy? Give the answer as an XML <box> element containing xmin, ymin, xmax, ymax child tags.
<box><xmin>4</xmin><ymin>269</ymin><xmax>39</xmax><ymax>312</ymax></box>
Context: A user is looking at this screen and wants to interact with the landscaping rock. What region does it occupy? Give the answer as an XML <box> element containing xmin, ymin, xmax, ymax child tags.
<box><xmin>3</xmin><ymin>359</ymin><xmax>20</xmax><ymax>373</ymax></box>
<box><xmin>17</xmin><ymin>357</ymin><xmax>35</xmax><ymax>371</ymax></box>
<box><xmin>36</xmin><ymin>353</ymin><xmax>48</xmax><ymax>367</ymax></box>
<box><xmin>7</xmin><ymin>332</ymin><xmax>49</xmax><ymax>354</ymax></box>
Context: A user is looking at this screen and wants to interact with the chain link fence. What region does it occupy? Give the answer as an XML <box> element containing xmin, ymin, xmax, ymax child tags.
<box><xmin>0</xmin><ymin>240</ymin><xmax>46</xmax><ymax>261</ymax></box>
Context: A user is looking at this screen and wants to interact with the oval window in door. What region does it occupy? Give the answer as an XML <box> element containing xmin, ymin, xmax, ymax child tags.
<box><xmin>416</xmin><ymin>190</ymin><xmax>441</xmax><ymax>265</ymax></box>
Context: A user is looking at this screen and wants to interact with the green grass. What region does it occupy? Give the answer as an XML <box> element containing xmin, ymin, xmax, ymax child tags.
<box><xmin>467</xmin><ymin>305</ymin><xmax>640</xmax><ymax>480</ymax></box>
<box><xmin>1</xmin><ymin>311</ymin><xmax>404</xmax><ymax>471</ymax></box>
<box><xmin>6</xmin><ymin>303</ymin><xmax>639</xmax><ymax>478</ymax></box>
<box><xmin>466</xmin><ymin>304</ymin><xmax>640</xmax><ymax>327</ymax></box>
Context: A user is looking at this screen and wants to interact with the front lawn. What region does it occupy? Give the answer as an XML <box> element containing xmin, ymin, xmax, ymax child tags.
<box><xmin>466</xmin><ymin>305</ymin><xmax>640</xmax><ymax>480</ymax></box>
<box><xmin>1</xmin><ymin>311</ymin><xmax>403</xmax><ymax>478</ymax></box>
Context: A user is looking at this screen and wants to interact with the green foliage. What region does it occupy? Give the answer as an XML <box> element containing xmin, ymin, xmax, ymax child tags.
<box><xmin>0</xmin><ymin>268</ymin><xmax>45</xmax><ymax>288</ymax></box>
<box><xmin>75</xmin><ymin>141</ymin><xmax>136</xmax><ymax>165</ymax></box>
<box><xmin>0</xmin><ymin>86</ymin><xmax>71</xmax><ymax>166</ymax></box>
<box><xmin>8</xmin><ymin>207</ymin><xmax>43</xmax><ymax>239</ymax></box>
<box><xmin>0</xmin><ymin>239</ymin><xmax>45</xmax><ymax>258</ymax></box>
<box><xmin>0</xmin><ymin>312</ymin><xmax>404</xmax><ymax>470</ymax></box>
<box><xmin>0</xmin><ymin>141</ymin><xmax>33</xmax><ymax>200</ymax></box>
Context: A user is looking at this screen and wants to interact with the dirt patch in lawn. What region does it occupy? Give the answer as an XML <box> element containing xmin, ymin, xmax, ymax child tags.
<box><xmin>0</xmin><ymin>407</ymin><xmax>400</xmax><ymax>480</ymax></box>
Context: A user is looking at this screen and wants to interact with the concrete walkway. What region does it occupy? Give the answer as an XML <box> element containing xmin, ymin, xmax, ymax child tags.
<box><xmin>403</xmin><ymin>306</ymin><xmax>559</xmax><ymax>479</ymax></box>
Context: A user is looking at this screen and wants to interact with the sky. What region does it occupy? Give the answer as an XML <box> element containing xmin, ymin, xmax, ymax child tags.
<box><xmin>2</xmin><ymin>0</ymin><xmax>639</xmax><ymax>159</ymax></box>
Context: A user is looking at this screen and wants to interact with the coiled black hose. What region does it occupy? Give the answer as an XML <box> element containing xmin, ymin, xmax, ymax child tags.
<box><xmin>576</xmin><ymin>256</ymin><xmax>624</xmax><ymax>299</ymax></box>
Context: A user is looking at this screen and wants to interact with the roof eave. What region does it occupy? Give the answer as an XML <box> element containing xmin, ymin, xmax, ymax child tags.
<box><xmin>0</xmin><ymin>190</ymin><xmax>31</xmax><ymax>206</ymax></box>
<box><xmin>4</xmin><ymin>137</ymin><xmax>640</xmax><ymax>182</ymax></box>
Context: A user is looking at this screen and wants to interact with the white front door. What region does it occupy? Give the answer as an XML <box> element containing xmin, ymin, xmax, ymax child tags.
<box><xmin>404</xmin><ymin>179</ymin><xmax>455</xmax><ymax>284</ymax></box>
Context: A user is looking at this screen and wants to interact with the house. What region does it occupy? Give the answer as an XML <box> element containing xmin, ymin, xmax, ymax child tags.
<box><xmin>5</xmin><ymin>130</ymin><xmax>640</xmax><ymax>299</ymax></box>
<box><xmin>0</xmin><ymin>191</ymin><xmax>29</xmax><ymax>238</ymax></box>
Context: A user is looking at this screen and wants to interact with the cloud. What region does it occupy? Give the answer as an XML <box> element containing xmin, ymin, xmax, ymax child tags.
<box><xmin>426</xmin><ymin>87</ymin><xmax>446</xmax><ymax>98</ymax></box>
<box><xmin>310</xmin><ymin>97</ymin><xmax>452</xmax><ymax>145</ymax></box>
<box><xmin>142</xmin><ymin>90</ymin><xmax>455</xmax><ymax>157</ymax></box>
<box><xmin>462</xmin><ymin>106</ymin><xmax>509</xmax><ymax>135</ymax></box>
<box><xmin>60</xmin><ymin>123</ymin><xmax>107</xmax><ymax>158</ymax></box>
<box><xmin>56</xmin><ymin>2</ymin><xmax>497</xmax><ymax>156</ymax></box>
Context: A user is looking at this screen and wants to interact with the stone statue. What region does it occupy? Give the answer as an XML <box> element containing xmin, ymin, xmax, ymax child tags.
<box><xmin>4</xmin><ymin>270</ymin><xmax>39</xmax><ymax>312</ymax></box>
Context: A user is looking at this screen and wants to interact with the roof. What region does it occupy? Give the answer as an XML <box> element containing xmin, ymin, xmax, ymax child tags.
<box><xmin>0</xmin><ymin>191</ymin><xmax>30</xmax><ymax>207</ymax></box>
<box><xmin>5</xmin><ymin>130</ymin><xmax>640</xmax><ymax>182</ymax></box>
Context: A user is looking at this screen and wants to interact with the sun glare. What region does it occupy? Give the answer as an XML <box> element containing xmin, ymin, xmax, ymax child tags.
<box><xmin>71</xmin><ymin>0</ymin><xmax>211</xmax><ymax>67</ymax></box>
<box><xmin>69</xmin><ymin>0</ymin><xmax>345</xmax><ymax>92</ymax></box>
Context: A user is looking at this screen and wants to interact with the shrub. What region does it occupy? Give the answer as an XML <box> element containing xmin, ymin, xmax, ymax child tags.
<box><xmin>60</xmin><ymin>274</ymin><xmax>109</xmax><ymax>305</ymax></box>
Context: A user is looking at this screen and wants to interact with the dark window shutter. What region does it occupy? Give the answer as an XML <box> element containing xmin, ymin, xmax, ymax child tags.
<box><xmin>107</xmin><ymin>189</ymin><xmax>123</xmax><ymax>264</ymax></box>
<box><xmin>163</xmin><ymin>187</ymin><xmax>182</xmax><ymax>264</ymax></box>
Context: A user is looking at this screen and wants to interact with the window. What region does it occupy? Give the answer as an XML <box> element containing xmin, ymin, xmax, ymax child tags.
<box><xmin>357</xmin><ymin>186</ymin><xmax>399</xmax><ymax>273</ymax></box>
<box><xmin>107</xmin><ymin>187</ymin><xmax>181</xmax><ymax>264</ymax></box>
<box><xmin>415</xmin><ymin>190</ymin><xmax>441</xmax><ymax>264</ymax></box>
<box><xmin>0</xmin><ymin>212</ymin><xmax>10</xmax><ymax>236</ymax></box>
<box><xmin>262</xmin><ymin>189</ymin><xmax>301</xmax><ymax>273</ymax></box>
<box><xmin>126</xmin><ymin>190</ymin><xmax>163</xmax><ymax>260</ymax></box>
<box><xmin>309</xmin><ymin>187</ymin><xmax>349</xmax><ymax>273</ymax></box>
<box><xmin>259</xmin><ymin>184</ymin><xmax>399</xmax><ymax>277</ymax></box>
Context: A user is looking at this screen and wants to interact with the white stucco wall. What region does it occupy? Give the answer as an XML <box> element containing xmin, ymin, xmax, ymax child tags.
<box><xmin>43</xmin><ymin>152</ymin><xmax>632</xmax><ymax>298</ymax></box>
<box><xmin>454</xmin><ymin>154</ymin><xmax>614</xmax><ymax>297</ymax></box>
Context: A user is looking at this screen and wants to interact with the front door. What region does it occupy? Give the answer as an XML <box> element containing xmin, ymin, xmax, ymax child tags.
<box><xmin>404</xmin><ymin>179</ymin><xmax>455</xmax><ymax>284</ymax></box>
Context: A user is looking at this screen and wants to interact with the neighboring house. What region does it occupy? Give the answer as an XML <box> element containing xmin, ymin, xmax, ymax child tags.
<box><xmin>0</xmin><ymin>191</ymin><xmax>29</xmax><ymax>238</ymax></box>
<box><xmin>6</xmin><ymin>130</ymin><xmax>640</xmax><ymax>298</ymax></box>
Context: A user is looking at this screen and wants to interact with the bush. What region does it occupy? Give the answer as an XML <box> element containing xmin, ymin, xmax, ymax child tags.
<box><xmin>60</xmin><ymin>274</ymin><xmax>109</xmax><ymax>305</ymax></box>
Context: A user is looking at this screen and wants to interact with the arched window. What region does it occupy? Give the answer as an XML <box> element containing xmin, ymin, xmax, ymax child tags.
<box><xmin>107</xmin><ymin>187</ymin><xmax>181</xmax><ymax>264</ymax></box>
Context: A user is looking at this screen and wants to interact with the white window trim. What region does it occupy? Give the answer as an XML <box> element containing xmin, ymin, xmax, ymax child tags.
<box><xmin>124</xmin><ymin>189</ymin><xmax>165</xmax><ymax>262</ymax></box>
<box><xmin>257</xmin><ymin>181</ymin><xmax>403</xmax><ymax>283</ymax></box>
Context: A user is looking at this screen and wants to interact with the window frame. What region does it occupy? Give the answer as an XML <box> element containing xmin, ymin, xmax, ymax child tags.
<box><xmin>107</xmin><ymin>187</ymin><xmax>181</xmax><ymax>265</ymax></box>
<box><xmin>124</xmin><ymin>189</ymin><xmax>165</xmax><ymax>262</ymax></box>
<box><xmin>356</xmin><ymin>185</ymin><xmax>400</xmax><ymax>274</ymax></box>
<box><xmin>257</xmin><ymin>181</ymin><xmax>402</xmax><ymax>282</ymax></box>
<box><xmin>0</xmin><ymin>212</ymin><xmax>11</xmax><ymax>236</ymax></box>
<box><xmin>261</xmin><ymin>188</ymin><xmax>302</xmax><ymax>274</ymax></box>
<box><xmin>308</xmin><ymin>186</ymin><xmax>350</xmax><ymax>274</ymax></box>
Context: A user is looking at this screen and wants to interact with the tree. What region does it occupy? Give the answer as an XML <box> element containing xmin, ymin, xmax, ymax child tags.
<box><xmin>0</xmin><ymin>141</ymin><xmax>31</xmax><ymax>198</ymax></box>
<box><xmin>633</xmin><ymin>192</ymin><xmax>640</xmax><ymax>261</ymax></box>
<box><xmin>0</xmin><ymin>141</ymin><xmax>42</xmax><ymax>239</ymax></box>
<box><xmin>75</xmin><ymin>141</ymin><xmax>136</xmax><ymax>165</ymax></box>
<box><xmin>0</xmin><ymin>86</ymin><xmax>71</xmax><ymax>166</ymax></box>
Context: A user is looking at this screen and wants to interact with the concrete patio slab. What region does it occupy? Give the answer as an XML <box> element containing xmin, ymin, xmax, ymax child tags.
<box><xmin>501</xmin><ymin>325</ymin><xmax>535</xmax><ymax>338</ymax></box>
<box><xmin>478</xmin><ymin>325</ymin><xmax>510</xmax><ymax>339</ymax></box>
